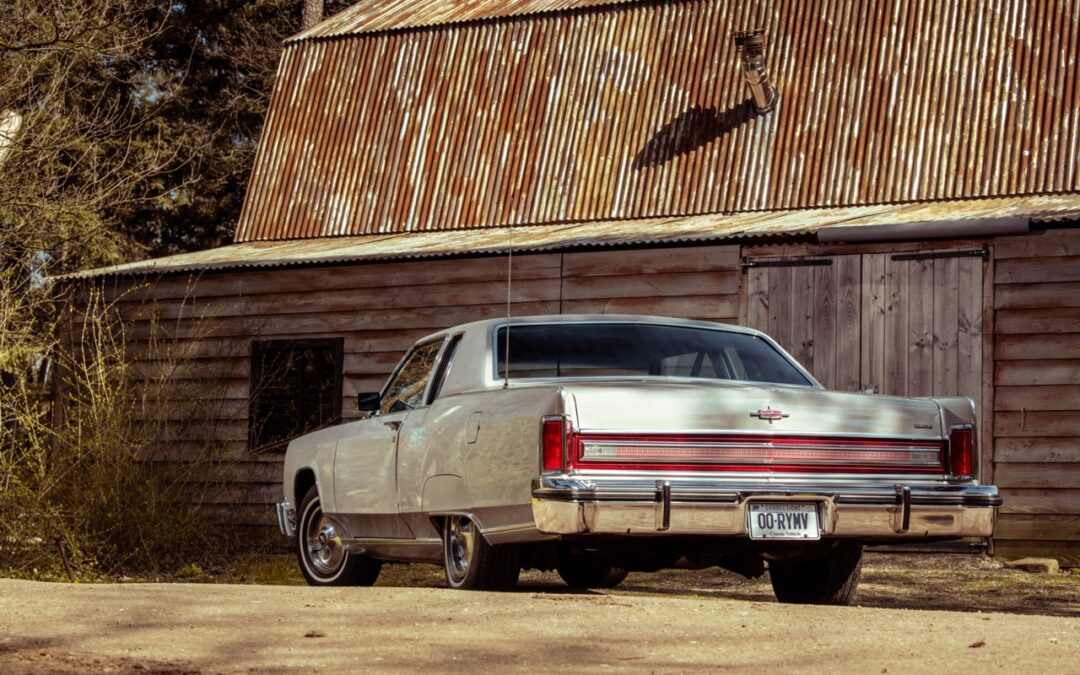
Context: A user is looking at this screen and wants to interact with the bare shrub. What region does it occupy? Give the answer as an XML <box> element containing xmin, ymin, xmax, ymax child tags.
<box><xmin>0</xmin><ymin>277</ymin><xmax>248</xmax><ymax>577</ymax></box>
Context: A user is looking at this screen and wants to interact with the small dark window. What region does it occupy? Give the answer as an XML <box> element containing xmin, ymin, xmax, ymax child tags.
<box><xmin>249</xmin><ymin>338</ymin><xmax>344</xmax><ymax>452</ymax></box>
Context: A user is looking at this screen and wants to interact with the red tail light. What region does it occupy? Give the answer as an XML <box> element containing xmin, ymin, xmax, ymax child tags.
<box><xmin>948</xmin><ymin>425</ymin><xmax>975</xmax><ymax>479</ymax></box>
<box><xmin>541</xmin><ymin>417</ymin><xmax>565</xmax><ymax>472</ymax></box>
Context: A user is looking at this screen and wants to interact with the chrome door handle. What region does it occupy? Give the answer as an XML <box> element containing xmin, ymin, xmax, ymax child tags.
<box><xmin>384</xmin><ymin>420</ymin><xmax>402</xmax><ymax>431</ymax></box>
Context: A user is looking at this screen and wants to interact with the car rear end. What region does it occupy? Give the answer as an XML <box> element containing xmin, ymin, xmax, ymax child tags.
<box><xmin>531</xmin><ymin>383</ymin><xmax>1000</xmax><ymax>544</ymax></box>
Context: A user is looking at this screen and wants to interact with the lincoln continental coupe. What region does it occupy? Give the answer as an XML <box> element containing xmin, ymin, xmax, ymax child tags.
<box><xmin>276</xmin><ymin>315</ymin><xmax>1000</xmax><ymax>604</ymax></box>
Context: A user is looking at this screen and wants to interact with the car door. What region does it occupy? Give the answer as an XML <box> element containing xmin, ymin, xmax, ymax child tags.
<box><xmin>331</xmin><ymin>339</ymin><xmax>444</xmax><ymax>538</ymax></box>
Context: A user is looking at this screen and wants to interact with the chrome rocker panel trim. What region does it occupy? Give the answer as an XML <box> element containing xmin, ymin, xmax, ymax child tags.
<box><xmin>531</xmin><ymin>476</ymin><xmax>1001</xmax><ymax>539</ymax></box>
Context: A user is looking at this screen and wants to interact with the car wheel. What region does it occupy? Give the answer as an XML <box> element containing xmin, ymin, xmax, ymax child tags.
<box><xmin>296</xmin><ymin>485</ymin><xmax>381</xmax><ymax>587</ymax></box>
<box><xmin>557</xmin><ymin>559</ymin><xmax>629</xmax><ymax>589</ymax></box>
<box><xmin>442</xmin><ymin>515</ymin><xmax>520</xmax><ymax>591</ymax></box>
<box><xmin>768</xmin><ymin>541</ymin><xmax>862</xmax><ymax>605</ymax></box>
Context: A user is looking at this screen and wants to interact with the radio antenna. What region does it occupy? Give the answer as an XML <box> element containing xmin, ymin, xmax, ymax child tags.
<box><xmin>503</xmin><ymin>225</ymin><xmax>513</xmax><ymax>389</ymax></box>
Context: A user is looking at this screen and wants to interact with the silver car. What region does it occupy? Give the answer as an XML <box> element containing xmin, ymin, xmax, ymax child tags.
<box><xmin>277</xmin><ymin>315</ymin><xmax>1000</xmax><ymax>604</ymax></box>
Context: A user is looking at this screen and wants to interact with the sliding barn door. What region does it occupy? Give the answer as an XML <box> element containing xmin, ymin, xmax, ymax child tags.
<box><xmin>746</xmin><ymin>251</ymin><xmax>985</xmax><ymax>402</ymax></box>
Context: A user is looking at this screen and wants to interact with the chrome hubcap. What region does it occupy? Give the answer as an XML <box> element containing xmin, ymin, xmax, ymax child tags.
<box><xmin>447</xmin><ymin>517</ymin><xmax>474</xmax><ymax>581</ymax></box>
<box><xmin>304</xmin><ymin>502</ymin><xmax>344</xmax><ymax>576</ymax></box>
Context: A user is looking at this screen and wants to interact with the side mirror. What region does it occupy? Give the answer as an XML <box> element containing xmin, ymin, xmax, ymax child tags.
<box><xmin>356</xmin><ymin>392</ymin><xmax>381</xmax><ymax>412</ymax></box>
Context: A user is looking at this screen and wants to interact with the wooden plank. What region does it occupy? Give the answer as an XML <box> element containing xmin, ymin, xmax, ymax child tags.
<box><xmin>742</xmin><ymin>238</ymin><xmax>989</xmax><ymax>260</ymax></box>
<box><xmin>559</xmin><ymin>295</ymin><xmax>738</xmax><ymax>321</ymax></box>
<box><xmin>992</xmin><ymin>540</ymin><xmax>1080</xmax><ymax>567</ymax></box>
<box><xmin>835</xmin><ymin>255</ymin><xmax>861</xmax><ymax>392</ymax></box>
<box><xmin>995</xmin><ymin>437</ymin><xmax>1080</xmax><ymax>463</ymax></box>
<box><xmin>114</xmin><ymin>277</ymin><xmax>564</xmax><ymax>321</ymax></box>
<box><xmin>992</xmin><ymin>229</ymin><xmax>1080</xmax><ymax>259</ymax></box>
<box><xmin>995</xmin><ymin>514</ymin><xmax>1080</xmax><ymax>541</ymax></box>
<box><xmin>561</xmin><ymin>244</ymin><xmax>740</xmax><ymax>277</ymax></box>
<box><xmin>197</xmin><ymin>483</ymin><xmax>286</xmax><ymax>504</ymax></box>
<box><xmin>812</xmin><ymin>262</ymin><xmax>837</xmax><ymax>389</ymax></box>
<box><xmin>768</xmin><ymin>266</ymin><xmax>792</xmax><ymax>352</ymax></box>
<box><xmin>995</xmin><ymin>385</ymin><xmax>1080</xmax><ymax>411</ymax></box>
<box><xmin>995</xmin><ymin>411</ymin><xmax>1080</xmax><ymax>437</ymax></box>
<box><xmin>561</xmin><ymin>271</ymin><xmax>740</xmax><ymax>300</ymax></box>
<box><xmin>998</xmin><ymin>488</ymin><xmax>1080</xmax><ymax>515</ymax></box>
<box><xmin>995</xmin><ymin>333</ymin><xmax>1080</xmax><ymax>360</ymax></box>
<box><xmin>994</xmin><ymin>462</ymin><xmax>1080</xmax><ymax>489</ymax></box>
<box><xmin>200</xmin><ymin>504</ymin><xmax>279</xmax><ymax>527</ymax></box>
<box><xmin>907</xmin><ymin>258</ymin><xmax>933</xmax><ymax>396</ymax></box>
<box><xmin>995</xmin><ymin>359</ymin><xmax>1080</xmax><ymax>385</ymax></box>
<box><xmin>931</xmin><ymin>256</ymin><xmax>959</xmax><ymax>396</ymax></box>
<box><xmin>119</xmin><ymin>300</ymin><xmax>563</xmax><ymax>340</ymax></box>
<box><xmin>882</xmin><ymin>256</ymin><xmax>909</xmax><ymax>396</ymax></box>
<box><xmin>104</xmin><ymin>253</ymin><xmax>564</xmax><ymax>303</ymax></box>
<box><xmin>994</xmin><ymin>281</ymin><xmax>1080</xmax><ymax>309</ymax></box>
<box><xmin>995</xmin><ymin>256</ymin><xmax>1080</xmax><ymax>284</ymax></box>
<box><xmin>861</xmin><ymin>254</ymin><xmax>886</xmax><ymax>393</ymax></box>
<box><xmin>995</xmin><ymin>307</ymin><xmax>1080</xmax><ymax>334</ymax></box>
<box><xmin>747</xmin><ymin>267</ymin><xmax>769</xmax><ymax>332</ymax></box>
<box><xmin>344</xmin><ymin>377</ymin><xmax>390</xmax><ymax>398</ymax></box>
<box><xmin>787</xmin><ymin>265</ymin><xmax>815</xmax><ymax>371</ymax></box>
<box><xmin>956</xmin><ymin>257</ymin><xmax>983</xmax><ymax>404</ymax></box>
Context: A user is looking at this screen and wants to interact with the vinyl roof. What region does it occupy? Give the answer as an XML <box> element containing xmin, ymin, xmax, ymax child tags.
<box><xmin>67</xmin><ymin>195</ymin><xmax>1080</xmax><ymax>279</ymax></box>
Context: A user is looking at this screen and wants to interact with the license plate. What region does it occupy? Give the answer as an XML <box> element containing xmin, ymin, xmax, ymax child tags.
<box><xmin>747</xmin><ymin>503</ymin><xmax>820</xmax><ymax>540</ymax></box>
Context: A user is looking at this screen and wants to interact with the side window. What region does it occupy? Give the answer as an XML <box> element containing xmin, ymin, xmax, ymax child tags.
<box><xmin>381</xmin><ymin>340</ymin><xmax>442</xmax><ymax>414</ymax></box>
<box><xmin>427</xmin><ymin>334</ymin><xmax>462</xmax><ymax>404</ymax></box>
<box><xmin>249</xmin><ymin>338</ymin><xmax>343</xmax><ymax>452</ymax></box>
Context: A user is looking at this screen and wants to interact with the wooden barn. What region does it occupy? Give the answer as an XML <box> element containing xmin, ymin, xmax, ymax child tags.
<box><xmin>68</xmin><ymin>0</ymin><xmax>1080</xmax><ymax>564</ymax></box>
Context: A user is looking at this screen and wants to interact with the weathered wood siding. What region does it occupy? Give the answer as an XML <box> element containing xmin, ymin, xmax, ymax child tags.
<box><xmin>992</xmin><ymin>229</ymin><xmax>1080</xmax><ymax>566</ymax></box>
<box><xmin>97</xmin><ymin>245</ymin><xmax>740</xmax><ymax>527</ymax></box>
<box><xmin>81</xmin><ymin>232</ymin><xmax>1080</xmax><ymax>562</ymax></box>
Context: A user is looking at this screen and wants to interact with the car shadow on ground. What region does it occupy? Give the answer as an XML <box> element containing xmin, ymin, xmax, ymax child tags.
<box><xmin>512</xmin><ymin>554</ymin><xmax>1080</xmax><ymax>618</ymax></box>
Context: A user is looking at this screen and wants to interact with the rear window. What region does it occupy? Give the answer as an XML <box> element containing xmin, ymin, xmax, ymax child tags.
<box><xmin>495</xmin><ymin>323</ymin><xmax>812</xmax><ymax>386</ymax></box>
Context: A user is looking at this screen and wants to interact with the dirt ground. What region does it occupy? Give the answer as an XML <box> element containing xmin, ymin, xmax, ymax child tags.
<box><xmin>0</xmin><ymin>554</ymin><xmax>1077</xmax><ymax>674</ymax></box>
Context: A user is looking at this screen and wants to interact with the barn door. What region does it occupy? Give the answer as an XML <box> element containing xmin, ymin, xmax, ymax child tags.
<box><xmin>745</xmin><ymin>250</ymin><xmax>985</xmax><ymax>404</ymax></box>
<box><xmin>745</xmin><ymin>256</ymin><xmax>861</xmax><ymax>391</ymax></box>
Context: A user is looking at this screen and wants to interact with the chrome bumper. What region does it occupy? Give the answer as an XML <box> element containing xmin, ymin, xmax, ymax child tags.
<box><xmin>276</xmin><ymin>499</ymin><xmax>296</xmax><ymax>537</ymax></box>
<box><xmin>531</xmin><ymin>476</ymin><xmax>1001</xmax><ymax>539</ymax></box>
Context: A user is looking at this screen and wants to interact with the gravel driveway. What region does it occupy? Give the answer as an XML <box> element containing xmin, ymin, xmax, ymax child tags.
<box><xmin>1</xmin><ymin>555</ymin><xmax>1077</xmax><ymax>673</ymax></box>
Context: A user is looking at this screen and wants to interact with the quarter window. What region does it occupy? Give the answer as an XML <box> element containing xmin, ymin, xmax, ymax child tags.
<box><xmin>249</xmin><ymin>339</ymin><xmax>343</xmax><ymax>452</ymax></box>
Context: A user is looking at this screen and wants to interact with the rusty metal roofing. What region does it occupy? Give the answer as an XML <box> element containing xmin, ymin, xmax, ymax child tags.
<box><xmin>235</xmin><ymin>0</ymin><xmax>1080</xmax><ymax>243</ymax></box>
<box><xmin>72</xmin><ymin>195</ymin><xmax>1080</xmax><ymax>279</ymax></box>
<box><xmin>288</xmin><ymin>0</ymin><xmax>634</xmax><ymax>40</ymax></box>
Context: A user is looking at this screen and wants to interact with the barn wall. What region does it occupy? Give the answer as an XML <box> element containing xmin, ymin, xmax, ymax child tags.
<box><xmin>991</xmin><ymin>228</ymin><xmax>1080</xmax><ymax>566</ymax></box>
<box><xmin>81</xmin><ymin>231</ymin><xmax>1080</xmax><ymax>563</ymax></box>
<box><xmin>96</xmin><ymin>244</ymin><xmax>740</xmax><ymax>527</ymax></box>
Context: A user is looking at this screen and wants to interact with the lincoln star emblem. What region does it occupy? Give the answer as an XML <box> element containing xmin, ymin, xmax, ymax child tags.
<box><xmin>751</xmin><ymin>406</ymin><xmax>789</xmax><ymax>423</ymax></box>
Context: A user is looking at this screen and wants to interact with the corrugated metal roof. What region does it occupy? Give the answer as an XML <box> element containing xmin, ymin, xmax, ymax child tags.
<box><xmin>236</xmin><ymin>0</ymin><xmax>1080</xmax><ymax>243</ymax></box>
<box><xmin>71</xmin><ymin>195</ymin><xmax>1080</xmax><ymax>279</ymax></box>
<box><xmin>288</xmin><ymin>0</ymin><xmax>633</xmax><ymax>40</ymax></box>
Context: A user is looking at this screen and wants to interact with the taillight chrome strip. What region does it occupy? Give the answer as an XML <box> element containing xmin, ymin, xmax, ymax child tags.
<box><xmin>576</xmin><ymin>435</ymin><xmax>944</xmax><ymax>471</ymax></box>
